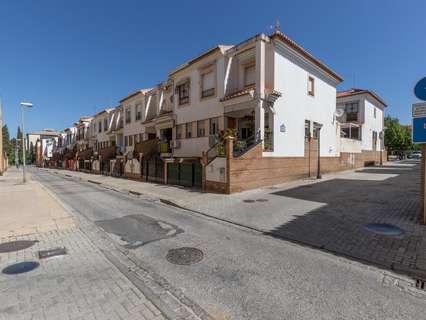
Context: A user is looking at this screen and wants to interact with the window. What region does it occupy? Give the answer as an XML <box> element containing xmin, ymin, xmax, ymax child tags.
<box><xmin>125</xmin><ymin>136</ymin><xmax>128</xmax><ymax>147</ymax></box>
<box><xmin>135</xmin><ymin>103</ymin><xmax>142</xmax><ymax>121</ymax></box>
<box><xmin>186</xmin><ymin>122</ymin><xmax>193</xmax><ymax>138</ymax></box>
<box><xmin>176</xmin><ymin>124</ymin><xmax>184</xmax><ymax>139</ymax></box>
<box><xmin>129</xmin><ymin>135</ymin><xmax>133</xmax><ymax>146</ymax></box>
<box><xmin>98</xmin><ymin>121</ymin><xmax>102</xmax><ymax>133</ymax></box>
<box><xmin>345</xmin><ymin>102</ymin><xmax>359</xmax><ymax>122</ymax></box>
<box><xmin>341</xmin><ymin>126</ymin><xmax>361</xmax><ymax>140</ymax></box>
<box><xmin>139</xmin><ymin>133</ymin><xmax>143</xmax><ymax>142</ymax></box>
<box><xmin>244</xmin><ymin>64</ymin><xmax>255</xmax><ymax>87</ymax></box>
<box><xmin>176</xmin><ymin>80</ymin><xmax>190</xmax><ymax>105</ymax></box>
<box><xmin>125</xmin><ymin>107</ymin><xmax>131</xmax><ymax>124</ymax></box>
<box><xmin>374</xmin><ymin>107</ymin><xmax>377</xmax><ymax>119</ymax></box>
<box><xmin>305</xmin><ymin>120</ymin><xmax>311</xmax><ymax>138</ymax></box>
<box><xmin>201</xmin><ymin>70</ymin><xmax>215</xmax><ymax>98</ymax></box>
<box><xmin>209</xmin><ymin>117</ymin><xmax>219</xmax><ymax>135</ymax></box>
<box><xmin>264</xmin><ymin>108</ymin><xmax>274</xmax><ymax>151</ymax></box>
<box><xmin>197</xmin><ymin>120</ymin><xmax>206</xmax><ymax>137</ymax></box>
<box><xmin>308</xmin><ymin>76</ymin><xmax>315</xmax><ymax>96</ymax></box>
<box><xmin>104</xmin><ymin>118</ymin><xmax>108</xmax><ymax>132</ymax></box>
<box><xmin>134</xmin><ymin>134</ymin><xmax>138</xmax><ymax>144</ymax></box>
<box><xmin>313</xmin><ymin>122</ymin><xmax>321</xmax><ymax>139</ymax></box>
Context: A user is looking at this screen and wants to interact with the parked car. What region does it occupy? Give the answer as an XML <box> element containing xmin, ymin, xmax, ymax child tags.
<box><xmin>411</xmin><ymin>151</ymin><xmax>422</xmax><ymax>159</ymax></box>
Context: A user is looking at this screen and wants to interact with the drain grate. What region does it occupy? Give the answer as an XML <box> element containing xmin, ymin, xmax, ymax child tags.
<box><xmin>0</xmin><ymin>240</ymin><xmax>38</xmax><ymax>253</ymax></box>
<box><xmin>243</xmin><ymin>200</ymin><xmax>255</xmax><ymax>203</ymax></box>
<box><xmin>38</xmin><ymin>247</ymin><xmax>67</xmax><ymax>259</ymax></box>
<box><xmin>166</xmin><ymin>247</ymin><xmax>203</xmax><ymax>265</ymax></box>
<box><xmin>256</xmin><ymin>199</ymin><xmax>268</xmax><ymax>202</ymax></box>
<box><xmin>416</xmin><ymin>279</ymin><xmax>425</xmax><ymax>290</ymax></box>
<box><xmin>363</xmin><ymin>223</ymin><xmax>405</xmax><ymax>236</ymax></box>
<box><xmin>2</xmin><ymin>261</ymin><xmax>40</xmax><ymax>275</ymax></box>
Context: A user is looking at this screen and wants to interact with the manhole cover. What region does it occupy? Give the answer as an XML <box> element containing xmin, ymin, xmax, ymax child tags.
<box><xmin>256</xmin><ymin>199</ymin><xmax>268</xmax><ymax>202</ymax></box>
<box><xmin>2</xmin><ymin>261</ymin><xmax>40</xmax><ymax>275</ymax></box>
<box><xmin>0</xmin><ymin>240</ymin><xmax>38</xmax><ymax>253</ymax></box>
<box><xmin>166</xmin><ymin>247</ymin><xmax>203</xmax><ymax>265</ymax></box>
<box><xmin>243</xmin><ymin>199</ymin><xmax>255</xmax><ymax>203</ymax></box>
<box><xmin>363</xmin><ymin>223</ymin><xmax>405</xmax><ymax>236</ymax></box>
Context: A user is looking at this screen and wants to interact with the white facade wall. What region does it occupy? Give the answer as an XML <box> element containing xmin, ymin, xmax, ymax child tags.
<box><xmin>336</xmin><ymin>94</ymin><xmax>385</xmax><ymax>152</ymax></box>
<box><xmin>122</xmin><ymin>93</ymin><xmax>145</xmax><ymax>153</ymax></box>
<box><xmin>172</xmin><ymin>49</ymin><xmax>226</xmax><ymax>158</ymax></box>
<box><xmin>271</xmin><ymin>45</ymin><xmax>339</xmax><ymax>157</ymax></box>
<box><xmin>362</xmin><ymin>97</ymin><xmax>384</xmax><ymax>151</ymax></box>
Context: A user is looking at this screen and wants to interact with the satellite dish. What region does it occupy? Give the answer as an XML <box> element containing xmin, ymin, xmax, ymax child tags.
<box><xmin>334</xmin><ymin>108</ymin><xmax>345</xmax><ymax>117</ymax></box>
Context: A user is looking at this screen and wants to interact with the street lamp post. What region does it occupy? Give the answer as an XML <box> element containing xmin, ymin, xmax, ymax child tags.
<box><xmin>315</xmin><ymin>123</ymin><xmax>323</xmax><ymax>179</ymax></box>
<box><xmin>20</xmin><ymin>102</ymin><xmax>33</xmax><ymax>183</ymax></box>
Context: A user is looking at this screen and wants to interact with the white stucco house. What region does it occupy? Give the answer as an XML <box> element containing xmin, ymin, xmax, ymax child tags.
<box><xmin>336</xmin><ymin>88</ymin><xmax>386</xmax><ymax>155</ymax></box>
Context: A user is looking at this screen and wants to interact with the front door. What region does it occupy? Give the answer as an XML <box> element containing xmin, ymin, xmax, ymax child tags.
<box><xmin>227</xmin><ymin>117</ymin><xmax>236</xmax><ymax>130</ymax></box>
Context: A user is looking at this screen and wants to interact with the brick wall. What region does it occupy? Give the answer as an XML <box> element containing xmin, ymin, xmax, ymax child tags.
<box><xmin>227</xmin><ymin>138</ymin><xmax>387</xmax><ymax>193</ymax></box>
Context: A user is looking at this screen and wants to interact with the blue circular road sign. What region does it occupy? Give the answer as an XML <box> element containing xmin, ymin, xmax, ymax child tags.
<box><xmin>414</xmin><ymin>77</ymin><xmax>426</xmax><ymax>101</ymax></box>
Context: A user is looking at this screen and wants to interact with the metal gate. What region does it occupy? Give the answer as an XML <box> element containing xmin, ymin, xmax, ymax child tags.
<box><xmin>144</xmin><ymin>156</ymin><xmax>164</xmax><ymax>183</ymax></box>
<box><xmin>167</xmin><ymin>162</ymin><xmax>202</xmax><ymax>188</ymax></box>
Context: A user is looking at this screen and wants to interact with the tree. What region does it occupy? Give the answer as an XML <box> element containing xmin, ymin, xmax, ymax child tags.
<box><xmin>29</xmin><ymin>142</ymin><xmax>35</xmax><ymax>164</ymax></box>
<box><xmin>16</xmin><ymin>126</ymin><xmax>22</xmax><ymax>164</ymax></box>
<box><xmin>2</xmin><ymin>125</ymin><xmax>10</xmax><ymax>159</ymax></box>
<box><xmin>8</xmin><ymin>138</ymin><xmax>16</xmax><ymax>164</ymax></box>
<box><xmin>384</xmin><ymin>116</ymin><xmax>413</xmax><ymax>153</ymax></box>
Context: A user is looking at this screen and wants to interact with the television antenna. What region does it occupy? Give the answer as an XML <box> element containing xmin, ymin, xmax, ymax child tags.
<box><xmin>270</xmin><ymin>20</ymin><xmax>281</xmax><ymax>33</ymax></box>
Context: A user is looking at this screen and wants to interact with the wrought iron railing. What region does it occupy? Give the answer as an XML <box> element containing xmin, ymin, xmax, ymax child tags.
<box><xmin>233</xmin><ymin>133</ymin><xmax>261</xmax><ymax>157</ymax></box>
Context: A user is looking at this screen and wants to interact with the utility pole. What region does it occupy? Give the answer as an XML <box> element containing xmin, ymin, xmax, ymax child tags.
<box><xmin>20</xmin><ymin>102</ymin><xmax>33</xmax><ymax>183</ymax></box>
<box><xmin>315</xmin><ymin>123</ymin><xmax>323</xmax><ymax>179</ymax></box>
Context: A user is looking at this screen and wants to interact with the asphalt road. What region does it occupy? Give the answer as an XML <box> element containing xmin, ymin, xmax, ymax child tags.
<box><xmin>34</xmin><ymin>169</ymin><xmax>425</xmax><ymax>320</ymax></box>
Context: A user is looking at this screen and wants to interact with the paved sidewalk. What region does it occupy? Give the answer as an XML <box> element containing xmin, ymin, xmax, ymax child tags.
<box><xmin>0</xmin><ymin>167</ymin><xmax>74</xmax><ymax>237</ymax></box>
<box><xmin>0</xmin><ymin>167</ymin><xmax>202</xmax><ymax>320</ymax></box>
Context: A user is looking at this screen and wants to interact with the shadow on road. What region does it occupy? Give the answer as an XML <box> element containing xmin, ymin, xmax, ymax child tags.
<box><xmin>267</xmin><ymin>163</ymin><xmax>426</xmax><ymax>279</ymax></box>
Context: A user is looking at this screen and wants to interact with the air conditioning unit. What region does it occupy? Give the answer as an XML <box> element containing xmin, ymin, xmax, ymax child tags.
<box><xmin>172</xmin><ymin>140</ymin><xmax>181</xmax><ymax>149</ymax></box>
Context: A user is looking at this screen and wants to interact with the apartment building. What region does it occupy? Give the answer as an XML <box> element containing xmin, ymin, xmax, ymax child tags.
<box><xmin>47</xmin><ymin>29</ymin><xmax>387</xmax><ymax>193</ymax></box>
<box><xmin>336</xmin><ymin>88</ymin><xmax>386</xmax><ymax>165</ymax></box>
<box><xmin>120</xmin><ymin>89</ymin><xmax>150</xmax><ymax>154</ymax></box>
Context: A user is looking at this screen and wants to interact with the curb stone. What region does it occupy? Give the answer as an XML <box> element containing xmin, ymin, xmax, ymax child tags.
<box><xmin>41</xmin><ymin>168</ymin><xmax>426</xmax><ymax>299</ymax></box>
<box><xmin>34</xmin><ymin>171</ymin><xmax>213</xmax><ymax>320</ymax></box>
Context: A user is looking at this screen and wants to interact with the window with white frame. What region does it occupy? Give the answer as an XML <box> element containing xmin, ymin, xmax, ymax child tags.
<box><xmin>125</xmin><ymin>107</ymin><xmax>131</xmax><ymax>124</ymax></box>
<box><xmin>305</xmin><ymin>120</ymin><xmax>311</xmax><ymax>138</ymax></box>
<box><xmin>374</xmin><ymin>107</ymin><xmax>377</xmax><ymax>119</ymax></box>
<box><xmin>135</xmin><ymin>103</ymin><xmax>142</xmax><ymax>121</ymax></box>
<box><xmin>98</xmin><ymin>121</ymin><xmax>102</xmax><ymax>133</ymax></box>
<box><xmin>201</xmin><ymin>69</ymin><xmax>215</xmax><ymax>98</ymax></box>
<box><xmin>176</xmin><ymin>80</ymin><xmax>190</xmax><ymax>105</ymax></box>
<box><xmin>104</xmin><ymin>118</ymin><xmax>108</xmax><ymax>132</ymax></box>
<box><xmin>209</xmin><ymin>117</ymin><xmax>219</xmax><ymax>135</ymax></box>
<box><xmin>197</xmin><ymin>120</ymin><xmax>206</xmax><ymax>137</ymax></box>
<box><xmin>308</xmin><ymin>76</ymin><xmax>315</xmax><ymax>96</ymax></box>
<box><xmin>176</xmin><ymin>124</ymin><xmax>184</xmax><ymax>139</ymax></box>
<box><xmin>345</xmin><ymin>102</ymin><xmax>359</xmax><ymax>122</ymax></box>
<box><xmin>186</xmin><ymin>122</ymin><xmax>193</xmax><ymax>138</ymax></box>
<box><xmin>244</xmin><ymin>64</ymin><xmax>255</xmax><ymax>87</ymax></box>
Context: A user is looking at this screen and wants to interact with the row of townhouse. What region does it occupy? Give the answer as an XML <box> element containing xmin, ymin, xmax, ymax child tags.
<box><xmin>49</xmin><ymin>30</ymin><xmax>387</xmax><ymax>193</ymax></box>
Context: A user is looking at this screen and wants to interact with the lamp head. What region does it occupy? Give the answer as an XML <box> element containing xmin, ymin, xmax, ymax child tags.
<box><xmin>20</xmin><ymin>102</ymin><xmax>33</xmax><ymax>108</ymax></box>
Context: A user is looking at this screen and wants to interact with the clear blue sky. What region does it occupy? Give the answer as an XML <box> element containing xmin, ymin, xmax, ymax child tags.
<box><xmin>1</xmin><ymin>0</ymin><xmax>425</xmax><ymax>137</ymax></box>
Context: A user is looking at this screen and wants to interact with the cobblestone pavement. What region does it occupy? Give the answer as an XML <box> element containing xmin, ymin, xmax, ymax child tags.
<box><xmin>0</xmin><ymin>228</ymin><xmax>169</xmax><ymax>320</ymax></box>
<box><xmin>182</xmin><ymin>161</ymin><xmax>426</xmax><ymax>280</ymax></box>
<box><xmin>268</xmin><ymin>161</ymin><xmax>426</xmax><ymax>279</ymax></box>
